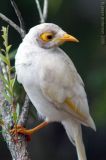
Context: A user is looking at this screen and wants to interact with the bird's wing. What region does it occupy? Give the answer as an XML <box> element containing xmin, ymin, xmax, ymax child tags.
<box><xmin>39</xmin><ymin>48</ymin><xmax>91</xmax><ymax>126</ymax></box>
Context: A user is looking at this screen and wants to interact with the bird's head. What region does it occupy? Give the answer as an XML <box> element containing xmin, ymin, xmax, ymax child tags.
<box><xmin>24</xmin><ymin>23</ymin><xmax>79</xmax><ymax>49</ymax></box>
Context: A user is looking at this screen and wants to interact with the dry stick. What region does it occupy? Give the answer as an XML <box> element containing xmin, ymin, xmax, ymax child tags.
<box><xmin>0</xmin><ymin>13</ymin><xmax>24</xmax><ymax>38</ymax></box>
<box><xmin>18</xmin><ymin>95</ymin><xmax>30</xmax><ymax>126</ymax></box>
<box><xmin>10</xmin><ymin>0</ymin><xmax>26</xmax><ymax>38</ymax></box>
<box><xmin>43</xmin><ymin>0</ymin><xmax>48</xmax><ymax>21</ymax></box>
<box><xmin>35</xmin><ymin>0</ymin><xmax>48</xmax><ymax>23</ymax></box>
<box><xmin>35</xmin><ymin>0</ymin><xmax>45</xmax><ymax>23</ymax></box>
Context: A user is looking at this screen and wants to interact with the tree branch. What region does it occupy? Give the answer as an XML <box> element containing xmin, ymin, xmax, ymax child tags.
<box><xmin>35</xmin><ymin>0</ymin><xmax>44</xmax><ymax>23</ymax></box>
<box><xmin>18</xmin><ymin>95</ymin><xmax>30</xmax><ymax>126</ymax></box>
<box><xmin>0</xmin><ymin>13</ymin><xmax>24</xmax><ymax>39</ymax></box>
<box><xmin>35</xmin><ymin>0</ymin><xmax>48</xmax><ymax>23</ymax></box>
<box><xmin>43</xmin><ymin>0</ymin><xmax>48</xmax><ymax>22</ymax></box>
<box><xmin>10</xmin><ymin>0</ymin><xmax>26</xmax><ymax>38</ymax></box>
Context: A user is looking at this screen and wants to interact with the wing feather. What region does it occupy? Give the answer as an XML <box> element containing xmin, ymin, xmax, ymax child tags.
<box><xmin>39</xmin><ymin>48</ymin><xmax>90</xmax><ymax>125</ymax></box>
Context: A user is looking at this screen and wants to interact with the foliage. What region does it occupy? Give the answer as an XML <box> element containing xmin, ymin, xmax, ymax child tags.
<box><xmin>0</xmin><ymin>26</ymin><xmax>20</xmax><ymax>125</ymax></box>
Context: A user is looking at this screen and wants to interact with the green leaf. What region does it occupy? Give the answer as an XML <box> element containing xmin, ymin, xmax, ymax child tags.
<box><xmin>3</xmin><ymin>91</ymin><xmax>12</xmax><ymax>104</ymax></box>
<box><xmin>0</xmin><ymin>49</ymin><xmax>5</xmax><ymax>53</ymax></box>
<box><xmin>1</xmin><ymin>26</ymin><xmax>9</xmax><ymax>48</ymax></box>
<box><xmin>9</xmin><ymin>66</ymin><xmax>15</xmax><ymax>72</ymax></box>
<box><xmin>1</xmin><ymin>27</ymin><xmax>7</xmax><ymax>41</ymax></box>
<box><xmin>0</xmin><ymin>54</ymin><xmax>10</xmax><ymax>66</ymax></box>
<box><xmin>12</xmin><ymin>112</ymin><xmax>17</xmax><ymax>123</ymax></box>
<box><xmin>6</xmin><ymin>45</ymin><xmax>12</xmax><ymax>53</ymax></box>
<box><xmin>0</xmin><ymin>74</ymin><xmax>9</xmax><ymax>85</ymax></box>
<box><xmin>2</xmin><ymin>34</ymin><xmax>5</xmax><ymax>41</ymax></box>
<box><xmin>1</xmin><ymin>26</ymin><xmax>7</xmax><ymax>33</ymax></box>
<box><xmin>10</xmin><ymin>78</ymin><xmax>16</xmax><ymax>89</ymax></box>
<box><xmin>5</xmin><ymin>86</ymin><xmax>13</xmax><ymax>96</ymax></box>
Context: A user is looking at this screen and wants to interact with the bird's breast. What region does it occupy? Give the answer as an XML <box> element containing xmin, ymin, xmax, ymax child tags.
<box><xmin>15</xmin><ymin>58</ymin><xmax>68</xmax><ymax>122</ymax></box>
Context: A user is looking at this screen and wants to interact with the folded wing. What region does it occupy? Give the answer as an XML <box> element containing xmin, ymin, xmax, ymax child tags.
<box><xmin>39</xmin><ymin>49</ymin><xmax>96</xmax><ymax>130</ymax></box>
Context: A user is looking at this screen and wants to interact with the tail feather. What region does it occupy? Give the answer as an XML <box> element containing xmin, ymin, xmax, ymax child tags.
<box><xmin>75</xmin><ymin>127</ymin><xmax>87</xmax><ymax>160</ymax></box>
<box><xmin>62</xmin><ymin>119</ymin><xmax>87</xmax><ymax>160</ymax></box>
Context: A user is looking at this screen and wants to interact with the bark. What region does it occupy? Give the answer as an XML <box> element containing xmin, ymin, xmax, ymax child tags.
<box><xmin>0</xmin><ymin>66</ymin><xmax>31</xmax><ymax>160</ymax></box>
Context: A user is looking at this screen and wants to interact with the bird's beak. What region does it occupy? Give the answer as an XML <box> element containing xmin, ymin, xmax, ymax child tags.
<box><xmin>59</xmin><ymin>33</ymin><xmax>79</xmax><ymax>43</ymax></box>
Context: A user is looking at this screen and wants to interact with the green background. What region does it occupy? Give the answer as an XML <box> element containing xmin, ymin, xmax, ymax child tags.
<box><xmin>0</xmin><ymin>0</ymin><xmax>106</xmax><ymax>160</ymax></box>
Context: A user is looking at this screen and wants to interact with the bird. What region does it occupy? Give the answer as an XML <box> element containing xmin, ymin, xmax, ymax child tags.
<box><xmin>11</xmin><ymin>23</ymin><xmax>96</xmax><ymax>160</ymax></box>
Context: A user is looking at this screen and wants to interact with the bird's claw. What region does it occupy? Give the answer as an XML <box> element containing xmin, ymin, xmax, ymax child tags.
<box><xmin>10</xmin><ymin>125</ymin><xmax>27</xmax><ymax>135</ymax></box>
<box><xmin>10</xmin><ymin>125</ymin><xmax>31</xmax><ymax>142</ymax></box>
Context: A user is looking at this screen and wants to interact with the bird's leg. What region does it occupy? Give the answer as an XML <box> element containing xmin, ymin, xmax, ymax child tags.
<box><xmin>10</xmin><ymin>121</ymin><xmax>49</xmax><ymax>137</ymax></box>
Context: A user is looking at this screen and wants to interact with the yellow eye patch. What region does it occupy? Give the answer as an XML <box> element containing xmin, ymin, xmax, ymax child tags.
<box><xmin>40</xmin><ymin>32</ymin><xmax>54</xmax><ymax>42</ymax></box>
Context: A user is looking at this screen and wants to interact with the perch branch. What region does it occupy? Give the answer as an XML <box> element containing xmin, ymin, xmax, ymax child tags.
<box><xmin>18</xmin><ymin>95</ymin><xmax>30</xmax><ymax>126</ymax></box>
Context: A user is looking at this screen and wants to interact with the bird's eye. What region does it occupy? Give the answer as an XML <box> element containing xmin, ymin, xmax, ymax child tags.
<box><xmin>40</xmin><ymin>32</ymin><xmax>54</xmax><ymax>42</ymax></box>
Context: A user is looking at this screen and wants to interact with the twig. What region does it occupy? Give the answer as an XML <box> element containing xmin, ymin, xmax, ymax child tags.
<box><xmin>18</xmin><ymin>95</ymin><xmax>30</xmax><ymax>126</ymax></box>
<box><xmin>0</xmin><ymin>13</ymin><xmax>24</xmax><ymax>39</ymax></box>
<box><xmin>43</xmin><ymin>0</ymin><xmax>48</xmax><ymax>21</ymax></box>
<box><xmin>10</xmin><ymin>0</ymin><xmax>26</xmax><ymax>38</ymax></box>
<box><xmin>35</xmin><ymin>0</ymin><xmax>44</xmax><ymax>23</ymax></box>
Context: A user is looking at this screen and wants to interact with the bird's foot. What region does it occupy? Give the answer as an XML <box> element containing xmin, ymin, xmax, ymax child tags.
<box><xmin>10</xmin><ymin>125</ymin><xmax>31</xmax><ymax>142</ymax></box>
<box><xmin>10</xmin><ymin>121</ymin><xmax>49</xmax><ymax>142</ymax></box>
<box><xmin>10</xmin><ymin>125</ymin><xmax>32</xmax><ymax>135</ymax></box>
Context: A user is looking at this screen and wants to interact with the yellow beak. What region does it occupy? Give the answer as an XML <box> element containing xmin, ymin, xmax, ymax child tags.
<box><xmin>59</xmin><ymin>33</ymin><xmax>79</xmax><ymax>43</ymax></box>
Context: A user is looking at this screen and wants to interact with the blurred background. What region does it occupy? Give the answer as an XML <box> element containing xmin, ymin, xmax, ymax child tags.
<box><xmin>0</xmin><ymin>0</ymin><xmax>106</xmax><ymax>160</ymax></box>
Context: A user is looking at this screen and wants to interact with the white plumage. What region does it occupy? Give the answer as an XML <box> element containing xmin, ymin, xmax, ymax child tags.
<box><xmin>15</xmin><ymin>23</ymin><xmax>96</xmax><ymax>160</ymax></box>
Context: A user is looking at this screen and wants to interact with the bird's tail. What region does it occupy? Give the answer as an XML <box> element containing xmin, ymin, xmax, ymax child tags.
<box><xmin>62</xmin><ymin>119</ymin><xmax>87</xmax><ymax>160</ymax></box>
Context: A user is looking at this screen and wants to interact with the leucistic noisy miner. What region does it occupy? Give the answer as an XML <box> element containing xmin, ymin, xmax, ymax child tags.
<box><xmin>12</xmin><ymin>23</ymin><xmax>96</xmax><ymax>160</ymax></box>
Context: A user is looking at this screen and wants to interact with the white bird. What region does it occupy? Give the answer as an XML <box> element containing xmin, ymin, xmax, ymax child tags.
<box><xmin>12</xmin><ymin>23</ymin><xmax>96</xmax><ymax>160</ymax></box>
